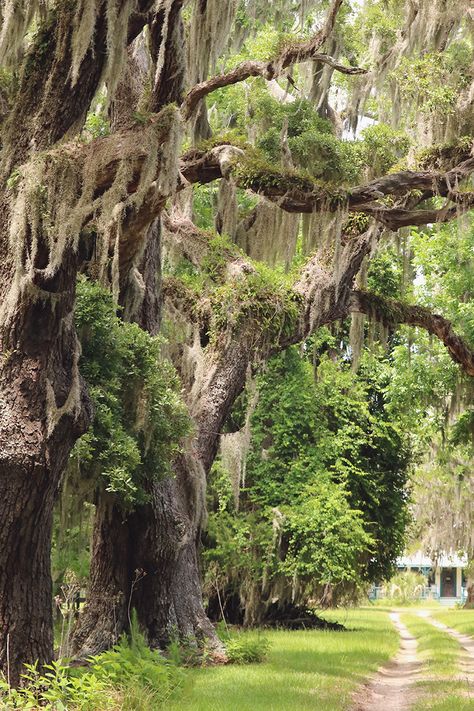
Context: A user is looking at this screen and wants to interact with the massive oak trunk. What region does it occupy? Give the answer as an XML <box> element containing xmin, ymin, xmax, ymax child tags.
<box><xmin>0</xmin><ymin>246</ymin><xmax>91</xmax><ymax>683</ymax></box>
<box><xmin>73</xmin><ymin>316</ymin><xmax>250</xmax><ymax>656</ymax></box>
<box><xmin>130</xmin><ymin>460</ymin><xmax>221</xmax><ymax>651</ymax></box>
<box><xmin>465</xmin><ymin>576</ymin><xmax>474</xmax><ymax>608</ymax></box>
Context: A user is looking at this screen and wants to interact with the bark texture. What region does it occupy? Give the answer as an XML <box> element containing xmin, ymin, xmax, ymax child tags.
<box><xmin>0</xmin><ymin>243</ymin><xmax>92</xmax><ymax>682</ymax></box>
<box><xmin>0</xmin><ymin>0</ymin><xmax>159</xmax><ymax>683</ymax></box>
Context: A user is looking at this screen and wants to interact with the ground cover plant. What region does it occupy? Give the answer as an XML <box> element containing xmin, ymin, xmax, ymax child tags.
<box><xmin>0</xmin><ymin>616</ymin><xmax>186</xmax><ymax>710</ymax></box>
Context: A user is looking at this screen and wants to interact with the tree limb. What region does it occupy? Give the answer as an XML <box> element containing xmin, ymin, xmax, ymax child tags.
<box><xmin>350</xmin><ymin>290</ymin><xmax>474</xmax><ymax>376</ymax></box>
<box><xmin>180</xmin><ymin>0</ymin><xmax>366</xmax><ymax>120</ymax></box>
<box><xmin>2</xmin><ymin>0</ymin><xmax>158</xmax><ymax>171</ymax></box>
<box><xmin>181</xmin><ymin>55</ymin><xmax>367</xmax><ymax>120</ymax></box>
<box><xmin>179</xmin><ymin>144</ymin><xmax>474</xmax><ymax>228</ymax></box>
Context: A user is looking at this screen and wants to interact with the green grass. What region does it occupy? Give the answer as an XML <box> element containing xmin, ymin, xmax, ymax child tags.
<box><xmin>401</xmin><ymin>612</ymin><xmax>474</xmax><ymax>710</ymax></box>
<box><xmin>167</xmin><ymin>608</ymin><xmax>398</xmax><ymax>711</ymax></box>
<box><xmin>433</xmin><ymin>608</ymin><xmax>474</xmax><ymax>636</ymax></box>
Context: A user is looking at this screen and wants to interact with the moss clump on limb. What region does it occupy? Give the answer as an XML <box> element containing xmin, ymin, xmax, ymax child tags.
<box><xmin>161</xmin><ymin>275</ymin><xmax>202</xmax><ymax>314</ymax></box>
<box><xmin>234</xmin><ymin>156</ymin><xmax>317</xmax><ymax>193</ymax></box>
<box><xmin>196</xmin><ymin>132</ymin><xmax>252</xmax><ymax>154</ymax></box>
<box><xmin>234</xmin><ymin>156</ymin><xmax>347</xmax><ymax>211</ymax></box>
<box><xmin>202</xmin><ymin>232</ymin><xmax>243</xmax><ymax>282</ymax></box>
<box><xmin>416</xmin><ymin>135</ymin><xmax>473</xmax><ymax>171</ymax></box>
<box><xmin>209</xmin><ymin>265</ymin><xmax>302</xmax><ymax>347</ymax></box>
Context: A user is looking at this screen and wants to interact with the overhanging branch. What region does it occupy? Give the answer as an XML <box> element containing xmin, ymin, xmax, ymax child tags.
<box><xmin>181</xmin><ymin>55</ymin><xmax>367</xmax><ymax>120</ymax></box>
<box><xmin>180</xmin><ymin>0</ymin><xmax>366</xmax><ymax>120</ymax></box>
<box><xmin>350</xmin><ymin>290</ymin><xmax>474</xmax><ymax>376</ymax></box>
<box><xmin>179</xmin><ymin>144</ymin><xmax>474</xmax><ymax>229</ymax></box>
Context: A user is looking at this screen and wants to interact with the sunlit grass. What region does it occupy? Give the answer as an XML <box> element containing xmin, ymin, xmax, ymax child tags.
<box><xmin>167</xmin><ymin>608</ymin><xmax>398</xmax><ymax>711</ymax></box>
<box><xmin>433</xmin><ymin>608</ymin><xmax>474</xmax><ymax>637</ymax></box>
<box><xmin>402</xmin><ymin>612</ymin><xmax>473</xmax><ymax>710</ymax></box>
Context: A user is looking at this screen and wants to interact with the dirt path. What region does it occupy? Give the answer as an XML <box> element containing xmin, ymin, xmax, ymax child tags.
<box><xmin>352</xmin><ymin>612</ymin><xmax>421</xmax><ymax>711</ymax></box>
<box><xmin>419</xmin><ymin>611</ymin><xmax>474</xmax><ymax>683</ymax></box>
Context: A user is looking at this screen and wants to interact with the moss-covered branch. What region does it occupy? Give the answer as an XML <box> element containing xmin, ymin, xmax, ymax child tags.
<box><xmin>180</xmin><ymin>143</ymin><xmax>474</xmax><ymax>230</ymax></box>
<box><xmin>180</xmin><ymin>0</ymin><xmax>366</xmax><ymax>120</ymax></box>
<box><xmin>350</xmin><ymin>290</ymin><xmax>474</xmax><ymax>377</ymax></box>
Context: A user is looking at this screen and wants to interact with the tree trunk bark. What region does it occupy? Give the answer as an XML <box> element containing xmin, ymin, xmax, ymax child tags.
<box><xmin>0</xmin><ymin>249</ymin><xmax>90</xmax><ymax>684</ymax></box>
<box><xmin>464</xmin><ymin>576</ymin><xmax>474</xmax><ymax>608</ymax></box>
<box><xmin>73</xmin><ymin>336</ymin><xmax>249</xmax><ymax>656</ymax></box>
<box><xmin>130</xmin><ymin>465</ymin><xmax>223</xmax><ymax>654</ymax></box>
<box><xmin>70</xmin><ymin>497</ymin><xmax>131</xmax><ymax>659</ymax></box>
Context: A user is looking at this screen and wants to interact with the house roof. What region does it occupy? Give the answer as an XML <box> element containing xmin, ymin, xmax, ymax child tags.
<box><xmin>397</xmin><ymin>551</ymin><xmax>468</xmax><ymax>568</ymax></box>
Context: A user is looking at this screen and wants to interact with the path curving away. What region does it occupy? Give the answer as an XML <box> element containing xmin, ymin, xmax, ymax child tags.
<box><xmin>419</xmin><ymin>610</ymin><xmax>474</xmax><ymax>683</ymax></box>
<box><xmin>352</xmin><ymin>612</ymin><xmax>421</xmax><ymax>711</ymax></box>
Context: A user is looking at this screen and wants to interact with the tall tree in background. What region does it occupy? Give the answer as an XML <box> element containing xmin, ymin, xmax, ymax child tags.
<box><xmin>0</xmin><ymin>0</ymin><xmax>473</xmax><ymax>684</ymax></box>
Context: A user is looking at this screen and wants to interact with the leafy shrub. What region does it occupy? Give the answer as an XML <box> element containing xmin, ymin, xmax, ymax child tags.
<box><xmin>218</xmin><ymin>628</ymin><xmax>270</xmax><ymax>664</ymax></box>
<box><xmin>72</xmin><ymin>277</ymin><xmax>190</xmax><ymax>507</ymax></box>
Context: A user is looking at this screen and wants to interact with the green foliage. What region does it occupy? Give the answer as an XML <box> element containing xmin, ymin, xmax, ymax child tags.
<box><xmin>359</xmin><ymin>123</ymin><xmax>410</xmax><ymax>176</ymax></box>
<box><xmin>354</xmin><ymin>0</ymin><xmax>403</xmax><ymax>55</ymax></box>
<box><xmin>411</xmin><ymin>220</ymin><xmax>474</xmax><ymax>344</ymax></box>
<box><xmin>367</xmin><ymin>246</ymin><xmax>403</xmax><ymax>298</ymax></box>
<box><xmin>0</xmin><ymin>660</ymin><xmax>115</xmax><ymax>710</ymax></box>
<box><xmin>204</xmin><ymin>344</ymin><xmax>413</xmax><ymax>617</ymax></box>
<box><xmin>279</xmin><ymin>476</ymin><xmax>374</xmax><ymax>584</ymax></box>
<box><xmin>73</xmin><ymin>278</ymin><xmax>190</xmax><ymax>507</ymax></box>
<box><xmin>202</xmin><ymin>233</ymin><xmax>242</xmax><ymax>282</ymax></box>
<box><xmin>0</xmin><ymin>614</ymin><xmax>184</xmax><ymax>710</ymax></box>
<box><xmin>82</xmin><ymin>92</ymin><xmax>110</xmax><ymax>140</ymax></box>
<box><xmin>218</xmin><ymin>629</ymin><xmax>270</xmax><ymax>664</ymax></box>
<box><xmin>393</xmin><ymin>48</ymin><xmax>471</xmax><ymax>116</ymax></box>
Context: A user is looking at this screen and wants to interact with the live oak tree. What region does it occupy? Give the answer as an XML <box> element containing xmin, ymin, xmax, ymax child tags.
<box><xmin>1</xmin><ymin>0</ymin><xmax>474</xmax><ymax>685</ymax></box>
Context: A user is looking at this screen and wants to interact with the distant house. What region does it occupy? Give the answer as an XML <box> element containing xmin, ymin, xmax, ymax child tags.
<box><xmin>370</xmin><ymin>551</ymin><xmax>468</xmax><ymax>605</ymax></box>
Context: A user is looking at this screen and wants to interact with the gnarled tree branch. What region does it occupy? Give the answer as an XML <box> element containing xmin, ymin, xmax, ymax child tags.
<box><xmin>181</xmin><ymin>0</ymin><xmax>366</xmax><ymax>120</ymax></box>
<box><xmin>350</xmin><ymin>290</ymin><xmax>474</xmax><ymax>376</ymax></box>
<box><xmin>179</xmin><ymin>144</ymin><xmax>474</xmax><ymax>229</ymax></box>
<box><xmin>181</xmin><ymin>54</ymin><xmax>367</xmax><ymax>120</ymax></box>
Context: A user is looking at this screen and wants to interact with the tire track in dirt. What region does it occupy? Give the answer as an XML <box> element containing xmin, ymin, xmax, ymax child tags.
<box><xmin>419</xmin><ymin>611</ymin><xmax>474</xmax><ymax>688</ymax></box>
<box><xmin>352</xmin><ymin>612</ymin><xmax>421</xmax><ymax>711</ymax></box>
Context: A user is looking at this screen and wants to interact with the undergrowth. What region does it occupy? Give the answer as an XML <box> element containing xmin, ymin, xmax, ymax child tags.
<box><xmin>0</xmin><ymin>617</ymin><xmax>269</xmax><ymax>709</ymax></box>
<box><xmin>218</xmin><ymin>625</ymin><xmax>270</xmax><ymax>664</ymax></box>
<box><xmin>0</xmin><ymin>613</ymin><xmax>185</xmax><ymax>710</ymax></box>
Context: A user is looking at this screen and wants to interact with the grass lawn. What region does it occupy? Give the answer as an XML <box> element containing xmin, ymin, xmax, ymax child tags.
<box><xmin>433</xmin><ymin>608</ymin><xmax>474</xmax><ymax>637</ymax></box>
<box><xmin>167</xmin><ymin>608</ymin><xmax>398</xmax><ymax>711</ymax></box>
<box><xmin>401</xmin><ymin>611</ymin><xmax>474</xmax><ymax>711</ymax></box>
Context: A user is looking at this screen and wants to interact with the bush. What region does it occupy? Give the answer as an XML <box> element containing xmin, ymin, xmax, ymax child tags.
<box><xmin>218</xmin><ymin>626</ymin><xmax>270</xmax><ymax>664</ymax></box>
<box><xmin>385</xmin><ymin>571</ymin><xmax>427</xmax><ymax>604</ymax></box>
